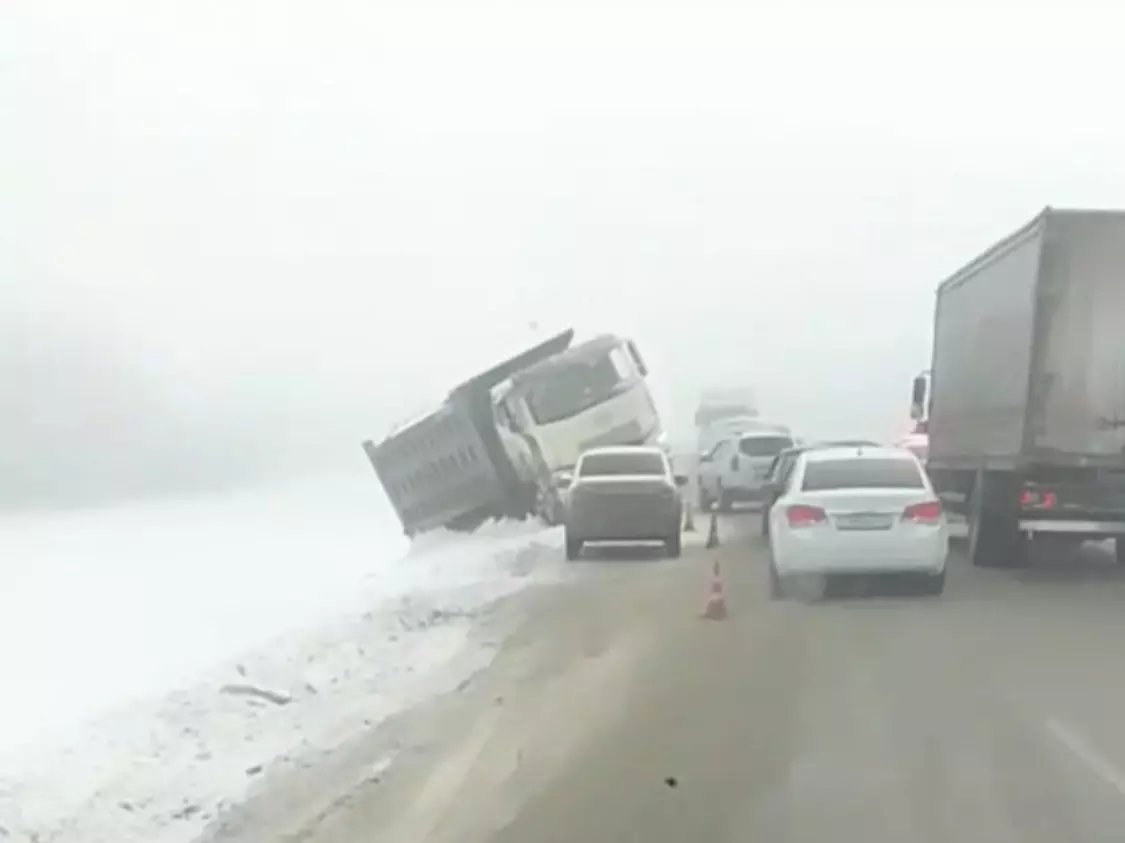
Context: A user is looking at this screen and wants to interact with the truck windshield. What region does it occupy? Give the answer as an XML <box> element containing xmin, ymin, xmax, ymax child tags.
<box><xmin>579</xmin><ymin>451</ymin><xmax>665</xmax><ymax>477</ymax></box>
<box><xmin>526</xmin><ymin>352</ymin><xmax>631</xmax><ymax>425</ymax></box>
<box><xmin>695</xmin><ymin>404</ymin><xmax>755</xmax><ymax>428</ymax></box>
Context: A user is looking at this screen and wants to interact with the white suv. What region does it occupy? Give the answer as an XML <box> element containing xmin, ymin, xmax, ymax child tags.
<box><xmin>698</xmin><ymin>430</ymin><xmax>796</xmax><ymax>512</ymax></box>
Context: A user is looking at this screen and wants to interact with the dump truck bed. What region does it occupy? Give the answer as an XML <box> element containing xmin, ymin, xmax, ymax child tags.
<box><xmin>363</xmin><ymin>402</ymin><xmax>507</xmax><ymax>535</ymax></box>
<box><xmin>362</xmin><ymin>329</ymin><xmax>577</xmax><ymax>536</ymax></box>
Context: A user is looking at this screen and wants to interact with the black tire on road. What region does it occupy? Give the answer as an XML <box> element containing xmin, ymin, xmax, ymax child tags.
<box><xmin>768</xmin><ymin>559</ymin><xmax>783</xmax><ymax>600</ymax></box>
<box><xmin>665</xmin><ymin>532</ymin><xmax>682</xmax><ymax>559</ymax></box>
<box><xmin>967</xmin><ymin>472</ymin><xmax>1028</xmax><ymax>569</ymax></box>
<box><xmin>920</xmin><ymin>568</ymin><xmax>946</xmax><ymax>596</ymax></box>
<box><xmin>565</xmin><ymin>533</ymin><xmax>583</xmax><ymax>561</ymax></box>
<box><xmin>718</xmin><ymin>488</ymin><xmax>735</xmax><ymax>513</ymax></box>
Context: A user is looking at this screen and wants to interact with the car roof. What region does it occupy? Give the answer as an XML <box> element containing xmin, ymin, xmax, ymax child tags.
<box><xmin>581</xmin><ymin>445</ymin><xmax>666</xmax><ymax>458</ymax></box>
<box><xmin>802</xmin><ymin>445</ymin><xmax>916</xmax><ymax>463</ymax></box>
<box><xmin>737</xmin><ymin>429</ymin><xmax>793</xmax><ymax>440</ymax></box>
<box><xmin>775</xmin><ymin>438</ymin><xmax>874</xmax><ymax>457</ymax></box>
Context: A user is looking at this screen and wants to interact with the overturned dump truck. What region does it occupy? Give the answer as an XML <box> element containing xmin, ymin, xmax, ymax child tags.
<box><xmin>363</xmin><ymin>329</ymin><xmax>666</xmax><ymax>538</ymax></box>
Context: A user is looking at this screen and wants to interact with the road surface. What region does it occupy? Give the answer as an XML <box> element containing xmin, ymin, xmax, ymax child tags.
<box><xmin>204</xmin><ymin>512</ymin><xmax>1125</xmax><ymax>843</ymax></box>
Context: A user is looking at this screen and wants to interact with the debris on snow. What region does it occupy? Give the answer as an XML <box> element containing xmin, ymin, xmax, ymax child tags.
<box><xmin>219</xmin><ymin>684</ymin><xmax>293</xmax><ymax>707</ymax></box>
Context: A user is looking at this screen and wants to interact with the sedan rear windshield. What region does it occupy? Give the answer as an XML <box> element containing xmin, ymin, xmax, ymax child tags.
<box><xmin>738</xmin><ymin>436</ymin><xmax>794</xmax><ymax>458</ymax></box>
<box><xmin>579</xmin><ymin>452</ymin><xmax>666</xmax><ymax>477</ymax></box>
<box><xmin>801</xmin><ymin>457</ymin><xmax>924</xmax><ymax>491</ymax></box>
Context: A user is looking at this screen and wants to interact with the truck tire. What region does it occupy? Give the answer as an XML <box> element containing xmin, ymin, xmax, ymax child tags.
<box><xmin>565</xmin><ymin>533</ymin><xmax>583</xmax><ymax>561</ymax></box>
<box><xmin>536</xmin><ymin>486</ymin><xmax>565</xmax><ymax>526</ymax></box>
<box><xmin>717</xmin><ymin>487</ymin><xmax>735</xmax><ymax>513</ymax></box>
<box><xmin>967</xmin><ymin>472</ymin><xmax>1028</xmax><ymax>569</ymax></box>
<box><xmin>664</xmin><ymin>531</ymin><xmax>682</xmax><ymax>559</ymax></box>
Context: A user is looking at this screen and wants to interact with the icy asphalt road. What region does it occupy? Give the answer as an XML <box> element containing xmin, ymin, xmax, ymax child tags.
<box><xmin>203</xmin><ymin>513</ymin><xmax>1125</xmax><ymax>843</ymax></box>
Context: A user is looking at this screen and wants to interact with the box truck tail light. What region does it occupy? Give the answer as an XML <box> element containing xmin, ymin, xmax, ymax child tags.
<box><xmin>903</xmin><ymin>500</ymin><xmax>942</xmax><ymax>524</ymax></box>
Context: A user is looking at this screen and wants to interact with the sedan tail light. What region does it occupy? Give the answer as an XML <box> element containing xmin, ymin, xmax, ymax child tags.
<box><xmin>903</xmin><ymin>500</ymin><xmax>942</xmax><ymax>524</ymax></box>
<box><xmin>785</xmin><ymin>504</ymin><xmax>827</xmax><ymax>528</ymax></box>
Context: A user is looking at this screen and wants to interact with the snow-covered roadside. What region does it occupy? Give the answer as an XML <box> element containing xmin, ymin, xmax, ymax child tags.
<box><xmin>0</xmin><ymin>477</ymin><xmax>563</xmax><ymax>843</ymax></box>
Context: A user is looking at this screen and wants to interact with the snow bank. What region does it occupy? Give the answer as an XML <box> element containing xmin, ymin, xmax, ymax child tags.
<box><xmin>0</xmin><ymin>474</ymin><xmax>562</xmax><ymax>843</ymax></box>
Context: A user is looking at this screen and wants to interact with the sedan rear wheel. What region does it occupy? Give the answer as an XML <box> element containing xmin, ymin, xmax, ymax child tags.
<box><xmin>920</xmin><ymin>568</ymin><xmax>946</xmax><ymax>596</ymax></box>
<box><xmin>768</xmin><ymin>559</ymin><xmax>784</xmax><ymax>600</ymax></box>
<box><xmin>717</xmin><ymin>488</ymin><xmax>735</xmax><ymax>513</ymax></box>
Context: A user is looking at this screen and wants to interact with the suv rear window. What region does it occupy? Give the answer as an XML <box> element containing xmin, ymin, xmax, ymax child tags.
<box><xmin>739</xmin><ymin>436</ymin><xmax>793</xmax><ymax>458</ymax></box>
<box><xmin>801</xmin><ymin>457</ymin><xmax>924</xmax><ymax>491</ymax></box>
<box><xmin>579</xmin><ymin>452</ymin><xmax>666</xmax><ymax>477</ymax></box>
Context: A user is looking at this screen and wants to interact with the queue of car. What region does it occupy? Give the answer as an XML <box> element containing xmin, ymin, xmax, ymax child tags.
<box><xmin>556</xmin><ymin>431</ymin><xmax>948</xmax><ymax>599</ymax></box>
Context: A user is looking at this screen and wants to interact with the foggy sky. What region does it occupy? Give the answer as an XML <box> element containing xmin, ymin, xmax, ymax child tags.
<box><xmin>5</xmin><ymin>1</ymin><xmax>1125</xmax><ymax>508</ymax></box>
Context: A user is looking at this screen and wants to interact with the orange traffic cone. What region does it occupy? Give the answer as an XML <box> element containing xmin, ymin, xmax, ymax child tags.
<box><xmin>705</xmin><ymin>511</ymin><xmax>719</xmax><ymax>549</ymax></box>
<box><xmin>683</xmin><ymin>501</ymin><xmax>695</xmax><ymax>532</ymax></box>
<box><xmin>702</xmin><ymin>559</ymin><xmax>727</xmax><ymax>620</ymax></box>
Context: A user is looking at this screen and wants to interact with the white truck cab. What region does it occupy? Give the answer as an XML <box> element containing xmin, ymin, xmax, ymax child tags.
<box><xmin>492</xmin><ymin>334</ymin><xmax>664</xmax><ymax>484</ymax></box>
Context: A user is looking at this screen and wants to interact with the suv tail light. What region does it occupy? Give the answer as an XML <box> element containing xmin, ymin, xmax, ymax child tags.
<box><xmin>1019</xmin><ymin>487</ymin><xmax>1057</xmax><ymax>509</ymax></box>
<box><xmin>785</xmin><ymin>504</ymin><xmax>827</xmax><ymax>528</ymax></box>
<box><xmin>903</xmin><ymin>500</ymin><xmax>942</xmax><ymax>524</ymax></box>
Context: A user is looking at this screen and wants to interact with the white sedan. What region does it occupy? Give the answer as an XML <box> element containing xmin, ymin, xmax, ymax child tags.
<box><xmin>767</xmin><ymin>445</ymin><xmax>948</xmax><ymax>597</ymax></box>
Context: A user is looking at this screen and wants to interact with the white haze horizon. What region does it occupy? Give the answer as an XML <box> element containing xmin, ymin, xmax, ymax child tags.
<box><xmin>6</xmin><ymin>1</ymin><xmax>1125</xmax><ymax>508</ymax></box>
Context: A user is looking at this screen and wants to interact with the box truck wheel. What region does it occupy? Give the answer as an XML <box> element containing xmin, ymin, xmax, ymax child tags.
<box><xmin>967</xmin><ymin>472</ymin><xmax>1028</xmax><ymax>569</ymax></box>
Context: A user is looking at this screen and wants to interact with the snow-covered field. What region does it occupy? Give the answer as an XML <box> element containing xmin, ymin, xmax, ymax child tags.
<box><xmin>0</xmin><ymin>470</ymin><xmax>562</xmax><ymax>842</ymax></box>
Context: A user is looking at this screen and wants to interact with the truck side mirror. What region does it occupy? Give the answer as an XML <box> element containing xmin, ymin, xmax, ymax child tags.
<box><xmin>553</xmin><ymin>471</ymin><xmax>573</xmax><ymax>489</ymax></box>
<box><xmin>674</xmin><ymin>474</ymin><xmax>688</xmax><ymax>488</ymax></box>
<box><xmin>626</xmin><ymin>340</ymin><xmax>649</xmax><ymax>377</ymax></box>
<box><xmin>910</xmin><ymin>375</ymin><xmax>927</xmax><ymax>421</ymax></box>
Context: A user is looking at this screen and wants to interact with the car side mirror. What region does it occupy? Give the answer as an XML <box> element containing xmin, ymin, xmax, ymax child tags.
<box><xmin>553</xmin><ymin>471</ymin><xmax>573</xmax><ymax>489</ymax></box>
<box><xmin>698</xmin><ymin>452</ymin><xmax>710</xmax><ymax>462</ymax></box>
<box><xmin>673</xmin><ymin>474</ymin><xmax>688</xmax><ymax>488</ymax></box>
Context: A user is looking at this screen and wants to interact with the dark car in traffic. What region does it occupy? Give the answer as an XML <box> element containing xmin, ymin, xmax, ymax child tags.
<box><xmin>562</xmin><ymin>446</ymin><xmax>688</xmax><ymax>560</ymax></box>
<box><xmin>759</xmin><ymin>439</ymin><xmax>880</xmax><ymax>537</ymax></box>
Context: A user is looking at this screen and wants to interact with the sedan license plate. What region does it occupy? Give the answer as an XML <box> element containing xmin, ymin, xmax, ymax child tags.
<box><xmin>834</xmin><ymin>512</ymin><xmax>893</xmax><ymax>531</ymax></box>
